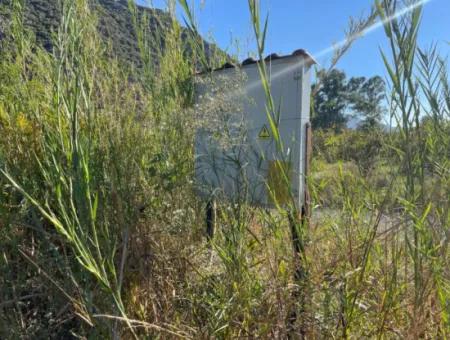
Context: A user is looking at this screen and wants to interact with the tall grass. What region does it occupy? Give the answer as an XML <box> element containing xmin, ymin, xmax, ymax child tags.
<box><xmin>377</xmin><ymin>0</ymin><xmax>450</xmax><ymax>335</ymax></box>
<box><xmin>1</xmin><ymin>0</ymin><xmax>197</xmax><ymax>337</ymax></box>
<box><xmin>0</xmin><ymin>0</ymin><xmax>448</xmax><ymax>338</ymax></box>
<box><xmin>246</xmin><ymin>0</ymin><xmax>312</xmax><ymax>336</ymax></box>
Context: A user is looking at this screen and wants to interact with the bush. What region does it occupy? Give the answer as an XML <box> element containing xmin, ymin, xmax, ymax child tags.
<box><xmin>313</xmin><ymin>128</ymin><xmax>384</xmax><ymax>175</ymax></box>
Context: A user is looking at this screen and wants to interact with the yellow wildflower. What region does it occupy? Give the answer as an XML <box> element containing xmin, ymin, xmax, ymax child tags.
<box><xmin>16</xmin><ymin>113</ymin><xmax>33</xmax><ymax>134</ymax></box>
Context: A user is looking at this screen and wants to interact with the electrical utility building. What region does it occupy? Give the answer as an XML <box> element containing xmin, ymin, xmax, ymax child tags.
<box><xmin>195</xmin><ymin>49</ymin><xmax>316</xmax><ymax>209</ymax></box>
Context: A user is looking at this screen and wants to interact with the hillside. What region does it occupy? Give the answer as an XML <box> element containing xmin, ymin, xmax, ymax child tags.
<box><xmin>0</xmin><ymin>0</ymin><xmax>225</xmax><ymax>67</ymax></box>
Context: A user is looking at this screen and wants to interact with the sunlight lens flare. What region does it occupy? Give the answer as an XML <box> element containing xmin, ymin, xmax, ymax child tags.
<box><xmin>241</xmin><ymin>0</ymin><xmax>432</xmax><ymax>94</ymax></box>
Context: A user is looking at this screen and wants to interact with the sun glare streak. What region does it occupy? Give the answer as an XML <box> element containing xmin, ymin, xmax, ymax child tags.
<box><xmin>239</xmin><ymin>0</ymin><xmax>432</xmax><ymax>95</ymax></box>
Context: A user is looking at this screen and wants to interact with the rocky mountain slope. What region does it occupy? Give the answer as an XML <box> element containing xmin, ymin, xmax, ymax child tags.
<box><xmin>0</xmin><ymin>0</ymin><xmax>224</xmax><ymax>67</ymax></box>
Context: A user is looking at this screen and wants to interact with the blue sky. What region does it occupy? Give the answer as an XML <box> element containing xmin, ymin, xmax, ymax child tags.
<box><xmin>138</xmin><ymin>0</ymin><xmax>449</xmax><ymax>79</ymax></box>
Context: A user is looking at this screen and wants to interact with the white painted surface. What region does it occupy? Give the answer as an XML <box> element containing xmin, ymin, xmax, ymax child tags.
<box><xmin>195</xmin><ymin>54</ymin><xmax>312</xmax><ymax>208</ymax></box>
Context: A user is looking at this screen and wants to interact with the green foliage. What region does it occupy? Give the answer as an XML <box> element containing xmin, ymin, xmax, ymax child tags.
<box><xmin>312</xmin><ymin>69</ymin><xmax>386</xmax><ymax>131</ymax></box>
<box><xmin>0</xmin><ymin>0</ymin><xmax>449</xmax><ymax>338</ymax></box>
<box><xmin>376</xmin><ymin>0</ymin><xmax>450</xmax><ymax>335</ymax></box>
<box><xmin>347</xmin><ymin>75</ymin><xmax>386</xmax><ymax>130</ymax></box>
<box><xmin>0</xmin><ymin>0</ymin><xmax>198</xmax><ymax>337</ymax></box>
<box><xmin>312</xmin><ymin>69</ymin><xmax>349</xmax><ymax>131</ymax></box>
<box><xmin>313</xmin><ymin>129</ymin><xmax>384</xmax><ymax>175</ymax></box>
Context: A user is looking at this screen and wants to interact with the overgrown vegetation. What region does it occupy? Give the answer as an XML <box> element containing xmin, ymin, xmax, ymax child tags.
<box><xmin>0</xmin><ymin>0</ymin><xmax>449</xmax><ymax>338</ymax></box>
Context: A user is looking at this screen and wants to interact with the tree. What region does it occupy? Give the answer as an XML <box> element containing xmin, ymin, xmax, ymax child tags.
<box><xmin>312</xmin><ymin>69</ymin><xmax>348</xmax><ymax>131</ymax></box>
<box><xmin>312</xmin><ymin>70</ymin><xmax>386</xmax><ymax>131</ymax></box>
<box><xmin>347</xmin><ymin>76</ymin><xmax>386</xmax><ymax>130</ymax></box>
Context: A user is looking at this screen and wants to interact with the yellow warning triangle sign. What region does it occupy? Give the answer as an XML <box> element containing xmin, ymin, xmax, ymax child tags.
<box><xmin>258</xmin><ymin>125</ymin><xmax>271</xmax><ymax>139</ymax></box>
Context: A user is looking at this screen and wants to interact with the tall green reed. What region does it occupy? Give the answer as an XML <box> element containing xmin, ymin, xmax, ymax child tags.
<box><xmin>377</xmin><ymin>0</ymin><xmax>450</xmax><ymax>335</ymax></box>
<box><xmin>2</xmin><ymin>0</ymin><xmax>139</xmax><ymax>337</ymax></box>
